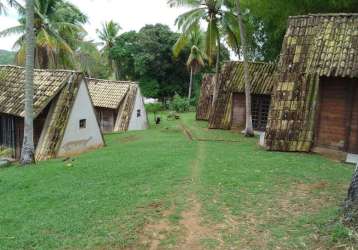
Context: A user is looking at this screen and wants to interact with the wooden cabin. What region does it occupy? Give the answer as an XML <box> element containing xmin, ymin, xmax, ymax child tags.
<box><xmin>0</xmin><ymin>65</ymin><xmax>104</xmax><ymax>161</ymax></box>
<box><xmin>265</xmin><ymin>13</ymin><xmax>358</xmax><ymax>157</ymax></box>
<box><xmin>208</xmin><ymin>61</ymin><xmax>276</xmax><ymax>131</ymax></box>
<box><xmin>87</xmin><ymin>78</ymin><xmax>148</xmax><ymax>133</ymax></box>
<box><xmin>196</xmin><ymin>74</ymin><xmax>215</xmax><ymax>121</ymax></box>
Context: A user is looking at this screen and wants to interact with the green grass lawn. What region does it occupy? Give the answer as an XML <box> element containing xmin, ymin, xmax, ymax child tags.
<box><xmin>0</xmin><ymin>113</ymin><xmax>356</xmax><ymax>249</ymax></box>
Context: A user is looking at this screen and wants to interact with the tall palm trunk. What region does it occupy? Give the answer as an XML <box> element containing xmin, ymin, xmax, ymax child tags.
<box><xmin>20</xmin><ymin>0</ymin><xmax>35</xmax><ymax>165</ymax></box>
<box><xmin>212</xmin><ymin>36</ymin><xmax>221</xmax><ymax>107</ymax></box>
<box><xmin>236</xmin><ymin>0</ymin><xmax>254</xmax><ymax>137</ymax></box>
<box><xmin>188</xmin><ymin>67</ymin><xmax>193</xmax><ymax>100</ymax></box>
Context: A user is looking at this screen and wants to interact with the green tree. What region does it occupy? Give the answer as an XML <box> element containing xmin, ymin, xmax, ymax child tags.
<box><xmin>97</xmin><ymin>20</ymin><xmax>121</xmax><ymax>79</ymax></box>
<box><xmin>21</xmin><ymin>0</ymin><xmax>36</xmax><ymax>165</ymax></box>
<box><xmin>173</xmin><ymin>25</ymin><xmax>206</xmax><ymax>100</ymax></box>
<box><xmin>239</xmin><ymin>0</ymin><xmax>358</xmax><ymax>61</ymax></box>
<box><xmin>0</xmin><ymin>0</ymin><xmax>87</xmax><ymax>69</ymax></box>
<box><xmin>169</xmin><ymin>0</ymin><xmax>239</xmax><ymax>106</ymax></box>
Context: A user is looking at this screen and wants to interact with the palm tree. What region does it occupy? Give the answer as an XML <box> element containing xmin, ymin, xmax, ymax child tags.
<box><xmin>97</xmin><ymin>20</ymin><xmax>121</xmax><ymax>79</ymax></box>
<box><xmin>20</xmin><ymin>0</ymin><xmax>35</xmax><ymax>165</ymax></box>
<box><xmin>236</xmin><ymin>0</ymin><xmax>254</xmax><ymax>136</ymax></box>
<box><xmin>173</xmin><ymin>26</ymin><xmax>206</xmax><ymax>100</ymax></box>
<box><xmin>169</xmin><ymin>0</ymin><xmax>239</xmax><ymax>106</ymax></box>
<box><xmin>0</xmin><ymin>0</ymin><xmax>87</xmax><ymax>69</ymax></box>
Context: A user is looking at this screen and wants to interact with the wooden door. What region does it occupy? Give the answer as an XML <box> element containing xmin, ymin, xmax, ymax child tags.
<box><xmin>232</xmin><ymin>93</ymin><xmax>246</xmax><ymax>129</ymax></box>
<box><xmin>252</xmin><ymin>95</ymin><xmax>271</xmax><ymax>131</ymax></box>
<box><xmin>315</xmin><ymin>77</ymin><xmax>358</xmax><ymax>153</ymax></box>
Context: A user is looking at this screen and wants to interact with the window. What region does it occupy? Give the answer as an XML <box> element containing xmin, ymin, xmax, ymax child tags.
<box><xmin>137</xmin><ymin>109</ymin><xmax>141</xmax><ymax>118</ymax></box>
<box><xmin>79</xmin><ymin>119</ymin><xmax>87</xmax><ymax>129</ymax></box>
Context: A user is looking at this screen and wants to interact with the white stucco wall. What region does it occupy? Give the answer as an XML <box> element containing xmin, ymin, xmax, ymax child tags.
<box><xmin>128</xmin><ymin>88</ymin><xmax>149</xmax><ymax>131</ymax></box>
<box><xmin>58</xmin><ymin>80</ymin><xmax>104</xmax><ymax>157</ymax></box>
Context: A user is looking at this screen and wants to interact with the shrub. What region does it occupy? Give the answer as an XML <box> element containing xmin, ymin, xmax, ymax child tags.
<box><xmin>145</xmin><ymin>103</ymin><xmax>164</xmax><ymax>114</ymax></box>
<box><xmin>169</xmin><ymin>94</ymin><xmax>190</xmax><ymax>113</ymax></box>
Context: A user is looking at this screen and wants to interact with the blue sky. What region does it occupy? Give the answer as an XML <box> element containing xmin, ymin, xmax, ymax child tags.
<box><xmin>0</xmin><ymin>0</ymin><xmax>189</xmax><ymax>51</ymax></box>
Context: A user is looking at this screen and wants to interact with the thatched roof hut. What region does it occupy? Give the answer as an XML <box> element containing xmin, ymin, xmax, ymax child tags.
<box><xmin>196</xmin><ymin>74</ymin><xmax>215</xmax><ymax>121</ymax></box>
<box><xmin>265</xmin><ymin>13</ymin><xmax>358</xmax><ymax>154</ymax></box>
<box><xmin>0</xmin><ymin>65</ymin><xmax>104</xmax><ymax>161</ymax></box>
<box><xmin>87</xmin><ymin>78</ymin><xmax>148</xmax><ymax>133</ymax></box>
<box><xmin>208</xmin><ymin>61</ymin><xmax>276</xmax><ymax>131</ymax></box>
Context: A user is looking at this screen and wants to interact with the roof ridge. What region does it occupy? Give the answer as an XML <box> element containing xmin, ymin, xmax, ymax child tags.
<box><xmin>227</xmin><ymin>61</ymin><xmax>275</xmax><ymax>66</ymax></box>
<box><xmin>0</xmin><ymin>64</ymin><xmax>81</xmax><ymax>74</ymax></box>
<box><xmin>86</xmin><ymin>77</ymin><xmax>136</xmax><ymax>84</ymax></box>
<box><xmin>289</xmin><ymin>13</ymin><xmax>358</xmax><ymax>19</ymax></box>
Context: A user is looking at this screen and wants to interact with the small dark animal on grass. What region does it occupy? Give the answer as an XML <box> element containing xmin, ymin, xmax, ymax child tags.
<box><xmin>156</xmin><ymin>117</ymin><xmax>161</xmax><ymax>125</ymax></box>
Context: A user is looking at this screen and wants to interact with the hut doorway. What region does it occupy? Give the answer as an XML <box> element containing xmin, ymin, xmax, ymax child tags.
<box><xmin>232</xmin><ymin>93</ymin><xmax>271</xmax><ymax>131</ymax></box>
<box><xmin>252</xmin><ymin>95</ymin><xmax>271</xmax><ymax>131</ymax></box>
<box><xmin>232</xmin><ymin>93</ymin><xmax>246</xmax><ymax>129</ymax></box>
<box><xmin>315</xmin><ymin>77</ymin><xmax>358</xmax><ymax>153</ymax></box>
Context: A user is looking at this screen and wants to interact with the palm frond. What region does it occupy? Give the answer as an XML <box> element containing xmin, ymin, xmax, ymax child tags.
<box><xmin>0</xmin><ymin>25</ymin><xmax>24</xmax><ymax>38</ymax></box>
<box><xmin>167</xmin><ymin>0</ymin><xmax>202</xmax><ymax>8</ymax></box>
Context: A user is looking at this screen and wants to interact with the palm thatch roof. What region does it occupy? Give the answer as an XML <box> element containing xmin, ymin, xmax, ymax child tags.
<box><xmin>0</xmin><ymin>65</ymin><xmax>78</xmax><ymax>118</ymax></box>
<box><xmin>265</xmin><ymin>13</ymin><xmax>358</xmax><ymax>152</ymax></box>
<box><xmin>86</xmin><ymin>78</ymin><xmax>135</xmax><ymax>110</ymax></box>
<box><xmin>196</xmin><ymin>74</ymin><xmax>215</xmax><ymax>121</ymax></box>
<box><xmin>208</xmin><ymin>61</ymin><xmax>276</xmax><ymax>129</ymax></box>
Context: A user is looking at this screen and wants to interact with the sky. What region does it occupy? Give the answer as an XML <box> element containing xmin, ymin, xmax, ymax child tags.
<box><xmin>0</xmin><ymin>0</ymin><xmax>189</xmax><ymax>51</ymax></box>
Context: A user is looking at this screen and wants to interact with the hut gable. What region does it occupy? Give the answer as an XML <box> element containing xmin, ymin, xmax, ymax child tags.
<box><xmin>196</xmin><ymin>74</ymin><xmax>215</xmax><ymax>121</ymax></box>
<box><xmin>87</xmin><ymin>78</ymin><xmax>148</xmax><ymax>132</ymax></box>
<box><xmin>57</xmin><ymin>80</ymin><xmax>104</xmax><ymax>157</ymax></box>
<box><xmin>208</xmin><ymin>61</ymin><xmax>276</xmax><ymax>129</ymax></box>
<box><xmin>266</xmin><ymin>14</ymin><xmax>358</xmax><ymax>152</ymax></box>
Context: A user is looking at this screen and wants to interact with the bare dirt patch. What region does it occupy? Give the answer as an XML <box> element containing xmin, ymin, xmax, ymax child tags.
<box><xmin>138</xmin><ymin>203</ymin><xmax>176</xmax><ymax>250</ymax></box>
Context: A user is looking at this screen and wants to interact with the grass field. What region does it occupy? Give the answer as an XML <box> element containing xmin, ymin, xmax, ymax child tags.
<box><xmin>0</xmin><ymin>113</ymin><xmax>356</xmax><ymax>249</ymax></box>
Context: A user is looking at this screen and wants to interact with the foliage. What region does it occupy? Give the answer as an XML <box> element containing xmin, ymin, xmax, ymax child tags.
<box><xmin>169</xmin><ymin>94</ymin><xmax>190</xmax><ymax>113</ymax></box>
<box><xmin>239</xmin><ymin>0</ymin><xmax>358</xmax><ymax>61</ymax></box>
<box><xmin>0</xmin><ymin>49</ymin><xmax>15</xmax><ymax>64</ymax></box>
<box><xmin>145</xmin><ymin>103</ymin><xmax>164</xmax><ymax>114</ymax></box>
<box><xmin>97</xmin><ymin>20</ymin><xmax>121</xmax><ymax>78</ymax></box>
<box><xmin>111</xmin><ymin>24</ymin><xmax>229</xmax><ymax>100</ymax></box>
<box><xmin>0</xmin><ymin>0</ymin><xmax>87</xmax><ymax>69</ymax></box>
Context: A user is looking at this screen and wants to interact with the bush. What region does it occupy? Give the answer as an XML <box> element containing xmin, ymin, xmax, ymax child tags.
<box><xmin>145</xmin><ymin>103</ymin><xmax>164</xmax><ymax>114</ymax></box>
<box><xmin>169</xmin><ymin>94</ymin><xmax>190</xmax><ymax>113</ymax></box>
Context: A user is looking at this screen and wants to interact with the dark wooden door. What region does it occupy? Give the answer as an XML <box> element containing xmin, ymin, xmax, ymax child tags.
<box><xmin>232</xmin><ymin>93</ymin><xmax>246</xmax><ymax>129</ymax></box>
<box><xmin>316</xmin><ymin>77</ymin><xmax>358</xmax><ymax>153</ymax></box>
<box><xmin>252</xmin><ymin>95</ymin><xmax>271</xmax><ymax>131</ymax></box>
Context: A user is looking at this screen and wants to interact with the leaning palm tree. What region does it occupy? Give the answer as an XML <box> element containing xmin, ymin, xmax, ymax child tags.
<box><xmin>169</xmin><ymin>0</ymin><xmax>239</xmax><ymax>106</ymax></box>
<box><xmin>20</xmin><ymin>0</ymin><xmax>35</xmax><ymax>165</ymax></box>
<box><xmin>0</xmin><ymin>0</ymin><xmax>87</xmax><ymax>69</ymax></box>
<box><xmin>235</xmin><ymin>0</ymin><xmax>254</xmax><ymax>136</ymax></box>
<box><xmin>97</xmin><ymin>20</ymin><xmax>121</xmax><ymax>79</ymax></box>
<box><xmin>173</xmin><ymin>25</ymin><xmax>206</xmax><ymax>100</ymax></box>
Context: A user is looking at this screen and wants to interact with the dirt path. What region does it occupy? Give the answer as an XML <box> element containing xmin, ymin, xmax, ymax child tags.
<box><xmin>139</xmin><ymin>139</ymin><xmax>225</xmax><ymax>249</ymax></box>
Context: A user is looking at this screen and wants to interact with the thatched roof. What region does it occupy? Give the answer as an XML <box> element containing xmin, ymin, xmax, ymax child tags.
<box><xmin>86</xmin><ymin>78</ymin><xmax>135</xmax><ymax>110</ymax></box>
<box><xmin>0</xmin><ymin>65</ymin><xmax>79</xmax><ymax>118</ymax></box>
<box><xmin>196</xmin><ymin>74</ymin><xmax>215</xmax><ymax>121</ymax></box>
<box><xmin>265</xmin><ymin>13</ymin><xmax>358</xmax><ymax>152</ymax></box>
<box><xmin>208</xmin><ymin>61</ymin><xmax>276</xmax><ymax>129</ymax></box>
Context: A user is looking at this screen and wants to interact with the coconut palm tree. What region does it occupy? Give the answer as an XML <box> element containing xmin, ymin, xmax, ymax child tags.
<box><xmin>0</xmin><ymin>0</ymin><xmax>87</xmax><ymax>69</ymax></box>
<box><xmin>235</xmin><ymin>0</ymin><xmax>254</xmax><ymax>136</ymax></box>
<box><xmin>169</xmin><ymin>0</ymin><xmax>239</xmax><ymax>106</ymax></box>
<box><xmin>20</xmin><ymin>0</ymin><xmax>35</xmax><ymax>165</ymax></box>
<box><xmin>97</xmin><ymin>20</ymin><xmax>121</xmax><ymax>79</ymax></box>
<box><xmin>173</xmin><ymin>26</ymin><xmax>206</xmax><ymax>100</ymax></box>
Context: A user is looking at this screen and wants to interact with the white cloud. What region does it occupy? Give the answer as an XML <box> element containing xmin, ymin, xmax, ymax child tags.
<box><xmin>0</xmin><ymin>0</ymin><xmax>188</xmax><ymax>51</ymax></box>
